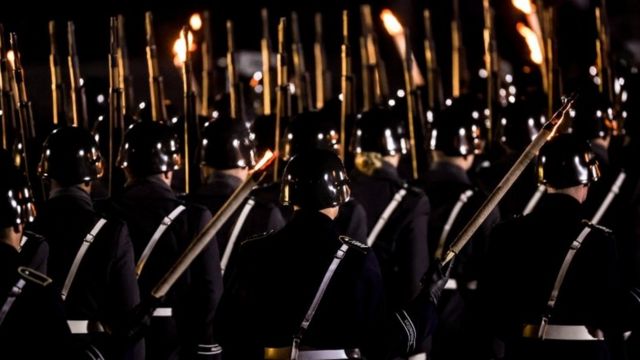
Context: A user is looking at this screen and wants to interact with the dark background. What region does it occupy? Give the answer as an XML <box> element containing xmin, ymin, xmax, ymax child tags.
<box><xmin>1</xmin><ymin>0</ymin><xmax>639</xmax><ymax>126</ymax></box>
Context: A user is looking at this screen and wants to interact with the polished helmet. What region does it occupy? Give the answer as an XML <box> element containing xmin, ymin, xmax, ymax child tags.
<box><xmin>282</xmin><ymin>110</ymin><xmax>340</xmax><ymax>160</ymax></box>
<box><xmin>537</xmin><ymin>133</ymin><xmax>600</xmax><ymax>189</ymax></box>
<box><xmin>496</xmin><ymin>94</ymin><xmax>547</xmax><ymax>152</ymax></box>
<box><xmin>38</xmin><ymin>126</ymin><xmax>104</xmax><ymax>186</ymax></box>
<box><xmin>431</xmin><ymin>96</ymin><xmax>484</xmax><ymax>156</ymax></box>
<box><xmin>351</xmin><ymin>105</ymin><xmax>408</xmax><ymax>156</ymax></box>
<box><xmin>117</xmin><ymin>120</ymin><xmax>181</xmax><ymax>178</ymax></box>
<box><xmin>281</xmin><ymin>149</ymin><xmax>350</xmax><ymax>210</ymax></box>
<box><xmin>0</xmin><ymin>149</ymin><xmax>36</xmax><ymax>228</ymax></box>
<box><xmin>200</xmin><ymin>115</ymin><xmax>256</xmax><ymax>169</ymax></box>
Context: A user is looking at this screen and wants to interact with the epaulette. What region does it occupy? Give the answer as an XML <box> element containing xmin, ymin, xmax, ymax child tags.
<box><xmin>17</xmin><ymin>266</ymin><xmax>52</xmax><ymax>287</ymax></box>
<box><xmin>241</xmin><ymin>229</ymin><xmax>275</xmax><ymax>246</ymax></box>
<box><xmin>582</xmin><ymin>220</ymin><xmax>614</xmax><ymax>236</ymax></box>
<box><xmin>338</xmin><ymin>235</ymin><xmax>369</xmax><ymax>254</ymax></box>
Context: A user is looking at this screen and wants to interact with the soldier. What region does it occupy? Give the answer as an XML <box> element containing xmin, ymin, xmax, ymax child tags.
<box><xmin>255</xmin><ymin>109</ymin><xmax>368</xmax><ymax>243</ymax></box>
<box><xmin>33</xmin><ymin>126</ymin><xmax>143</xmax><ymax>359</ymax></box>
<box><xmin>0</xmin><ymin>149</ymin><xmax>78</xmax><ymax>359</ymax></box>
<box><xmin>192</xmin><ymin>115</ymin><xmax>285</xmax><ymax>279</ymax></box>
<box><xmin>422</xmin><ymin>101</ymin><xmax>500</xmax><ymax>360</ymax></box>
<box><xmin>216</xmin><ymin>149</ymin><xmax>452</xmax><ymax>360</ymax></box>
<box><xmin>479</xmin><ymin>134</ymin><xmax>640</xmax><ymax>360</ymax></box>
<box><xmin>114</xmin><ymin>120</ymin><xmax>223</xmax><ymax>359</ymax></box>
<box><xmin>349</xmin><ymin>105</ymin><xmax>431</xmax><ymax>310</ymax></box>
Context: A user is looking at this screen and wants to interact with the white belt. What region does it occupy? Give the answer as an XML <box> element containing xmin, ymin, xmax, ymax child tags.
<box><xmin>444</xmin><ymin>278</ymin><xmax>458</xmax><ymax>290</ymax></box>
<box><xmin>523</xmin><ymin>324</ymin><xmax>604</xmax><ymax>341</ymax></box>
<box><xmin>152</xmin><ymin>307</ymin><xmax>173</xmax><ymax>317</ymax></box>
<box><xmin>67</xmin><ymin>320</ymin><xmax>105</xmax><ymax>334</ymax></box>
<box><xmin>299</xmin><ymin>350</ymin><xmax>349</xmax><ymax>360</ymax></box>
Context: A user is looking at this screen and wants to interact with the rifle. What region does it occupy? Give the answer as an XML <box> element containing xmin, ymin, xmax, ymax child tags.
<box><xmin>290</xmin><ymin>12</ymin><xmax>312</xmax><ymax>113</ymax></box>
<box><xmin>67</xmin><ymin>22</ymin><xmax>88</xmax><ymax>129</ymax></box>
<box><xmin>145</xmin><ymin>12</ymin><xmax>168</xmax><ymax>123</ymax></box>
<box><xmin>8</xmin><ymin>33</ymin><xmax>35</xmax><ymax>184</ymax></box>
<box><xmin>108</xmin><ymin>17</ymin><xmax>126</xmax><ymax>197</ymax></box>
<box><xmin>273</xmin><ymin>18</ymin><xmax>290</xmax><ymax>182</ymax></box>
<box><xmin>200</xmin><ymin>11</ymin><xmax>214</xmax><ymax>118</ymax></box>
<box><xmin>181</xmin><ymin>26</ymin><xmax>198</xmax><ymax>193</ymax></box>
<box><xmin>314</xmin><ymin>13</ymin><xmax>331</xmax><ymax>110</ymax></box>
<box><xmin>260</xmin><ymin>8</ymin><xmax>273</xmax><ymax>116</ymax></box>
<box><xmin>442</xmin><ymin>95</ymin><xmax>577</xmax><ymax>265</ymax></box>
<box><xmin>117</xmin><ymin>15</ymin><xmax>135</xmax><ymax>116</ymax></box>
<box><xmin>339</xmin><ymin>10</ymin><xmax>353</xmax><ymax>161</ymax></box>
<box><xmin>48</xmin><ymin>21</ymin><xmax>67</xmax><ymax>127</ymax></box>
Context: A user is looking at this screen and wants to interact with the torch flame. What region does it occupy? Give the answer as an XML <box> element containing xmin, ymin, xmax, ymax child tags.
<box><xmin>6</xmin><ymin>50</ymin><xmax>15</xmax><ymax>69</ymax></box>
<box><xmin>190</xmin><ymin>13</ymin><xmax>203</xmax><ymax>31</ymax></box>
<box><xmin>172</xmin><ymin>30</ymin><xmax>196</xmax><ymax>67</ymax></box>
<box><xmin>512</xmin><ymin>0</ymin><xmax>534</xmax><ymax>15</ymax></box>
<box><xmin>517</xmin><ymin>22</ymin><xmax>543</xmax><ymax>64</ymax></box>
<box><xmin>380</xmin><ymin>9</ymin><xmax>404</xmax><ymax>36</ymax></box>
<box><xmin>253</xmin><ymin>150</ymin><xmax>276</xmax><ymax>173</ymax></box>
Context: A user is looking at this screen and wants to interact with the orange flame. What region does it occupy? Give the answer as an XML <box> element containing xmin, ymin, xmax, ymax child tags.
<box><xmin>172</xmin><ymin>30</ymin><xmax>195</xmax><ymax>67</ymax></box>
<box><xmin>380</xmin><ymin>9</ymin><xmax>403</xmax><ymax>36</ymax></box>
<box><xmin>512</xmin><ymin>0</ymin><xmax>534</xmax><ymax>15</ymax></box>
<box><xmin>517</xmin><ymin>22</ymin><xmax>543</xmax><ymax>64</ymax></box>
<box><xmin>253</xmin><ymin>150</ymin><xmax>275</xmax><ymax>173</ymax></box>
<box><xmin>190</xmin><ymin>13</ymin><xmax>203</xmax><ymax>31</ymax></box>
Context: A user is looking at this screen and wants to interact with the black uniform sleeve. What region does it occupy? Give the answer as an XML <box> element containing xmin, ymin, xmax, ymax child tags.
<box><xmin>108</xmin><ymin>222</ymin><xmax>145</xmax><ymax>360</ymax></box>
<box><xmin>395</xmin><ymin>195</ymin><xmax>431</xmax><ymax>303</ymax></box>
<box><xmin>185</xmin><ymin>208</ymin><xmax>224</xmax><ymax>359</ymax></box>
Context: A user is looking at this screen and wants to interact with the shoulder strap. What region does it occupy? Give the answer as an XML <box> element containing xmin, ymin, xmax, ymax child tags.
<box><xmin>538</xmin><ymin>222</ymin><xmax>594</xmax><ymax>339</ymax></box>
<box><xmin>135</xmin><ymin>204</ymin><xmax>187</xmax><ymax>277</ymax></box>
<box><xmin>522</xmin><ymin>184</ymin><xmax>546</xmax><ymax>215</ymax></box>
<box><xmin>366</xmin><ymin>186</ymin><xmax>409</xmax><ymax>247</ymax></box>
<box><xmin>61</xmin><ymin>218</ymin><xmax>108</xmax><ymax>300</ymax></box>
<box><xmin>0</xmin><ymin>267</ymin><xmax>52</xmax><ymax>327</ymax></box>
<box><xmin>220</xmin><ymin>198</ymin><xmax>256</xmax><ymax>274</ymax></box>
<box><xmin>435</xmin><ymin>189</ymin><xmax>474</xmax><ymax>260</ymax></box>
<box><xmin>290</xmin><ymin>236</ymin><xmax>365</xmax><ymax>359</ymax></box>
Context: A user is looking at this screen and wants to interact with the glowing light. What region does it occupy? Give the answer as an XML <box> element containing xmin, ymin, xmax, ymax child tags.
<box><xmin>190</xmin><ymin>13</ymin><xmax>203</xmax><ymax>31</ymax></box>
<box><xmin>172</xmin><ymin>29</ymin><xmax>195</xmax><ymax>66</ymax></box>
<box><xmin>253</xmin><ymin>150</ymin><xmax>275</xmax><ymax>172</ymax></box>
<box><xmin>380</xmin><ymin>9</ymin><xmax>403</xmax><ymax>36</ymax></box>
<box><xmin>6</xmin><ymin>50</ymin><xmax>15</xmax><ymax>69</ymax></box>
<box><xmin>396</xmin><ymin>89</ymin><xmax>406</xmax><ymax>98</ymax></box>
<box><xmin>512</xmin><ymin>0</ymin><xmax>534</xmax><ymax>15</ymax></box>
<box><xmin>517</xmin><ymin>22</ymin><xmax>543</xmax><ymax>64</ymax></box>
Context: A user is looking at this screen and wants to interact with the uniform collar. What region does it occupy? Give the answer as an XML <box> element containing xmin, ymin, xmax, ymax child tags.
<box><xmin>204</xmin><ymin>171</ymin><xmax>243</xmax><ymax>189</ymax></box>
<box><xmin>290</xmin><ymin>209</ymin><xmax>338</xmax><ymax>234</ymax></box>
<box><xmin>429</xmin><ymin>161</ymin><xmax>472</xmax><ymax>185</ymax></box>
<box><xmin>49</xmin><ymin>186</ymin><xmax>94</xmax><ymax>209</ymax></box>
<box><xmin>123</xmin><ymin>176</ymin><xmax>177</xmax><ymax>200</ymax></box>
<box><xmin>537</xmin><ymin>192</ymin><xmax>583</xmax><ymax>216</ymax></box>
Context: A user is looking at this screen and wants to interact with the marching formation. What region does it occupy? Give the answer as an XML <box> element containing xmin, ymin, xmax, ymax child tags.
<box><xmin>1</xmin><ymin>1</ymin><xmax>640</xmax><ymax>359</ymax></box>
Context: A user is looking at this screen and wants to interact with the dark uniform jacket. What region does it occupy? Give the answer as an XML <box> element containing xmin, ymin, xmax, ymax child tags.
<box><xmin>422</xmin><ymin>161</ymin><xmax>500</xmax><ymax>359</ymax></box>
<box><xmin>0</xmin><ymin>242</ymin><xmax>79</xmax><ymax>359</ymax></box>
<box><xmin>191</xmin><ymin>172</ymin><xmax>285</xmax><ymax>280</ymax></box>
<box><xmin>252</xmin><ymin>181</ymin><xmax>369</xmax><ymax>244</ymax></box>
<box><xmin>32</xmin><ymin>186</ymin><xmax>143</xmax><ymax>359</ymax></box>
<box><xmin>480</xmin><ymin>193</ymin><xmax>632</xmax><ymax>360</ymax></box>
<box><xmin>350</xmin><ymin>161</ymin><xmax>431</xmax><ymax>308</ymax></box>
<box><xmin>114</xmin><ymin>176</ymin><xmax>223</xmax><ymax>360</ymax></box>
<box><xmin>216</xmin><ymin>210</ymin><xmax>387</xmax><ymax>359</ymax></box>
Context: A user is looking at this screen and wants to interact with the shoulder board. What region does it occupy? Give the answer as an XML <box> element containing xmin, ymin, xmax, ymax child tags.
<box><xmin>243</xmin><ymin>229</ymin><xmax>275</xmax><ymax>244</ymax></box>
<box><xmin>338</xmin><ymin>235</ymin><xmax>369</xmax><ymax>254</ymax></box>
<box><xmin>17</xmin><ymin>266</ymin><xmax>52</xmax><ymax>287</ymax></box>
<box><xmin>583</xmin><ymin>221</ymin><xmax>614</xmax><ymax>235</ymax></box>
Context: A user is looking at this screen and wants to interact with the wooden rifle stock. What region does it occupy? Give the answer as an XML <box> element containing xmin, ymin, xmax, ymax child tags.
<box><xmin>145</xmin><ymin>12</ymin><xmax>168</xmax><ymax>123</ymax></box>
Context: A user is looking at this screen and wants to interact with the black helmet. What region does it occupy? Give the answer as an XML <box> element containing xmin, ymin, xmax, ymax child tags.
<box><xmin>281</xmin><ymin>149</ymin><xmax>350</xmax><ymax>210</ymax></box>
<box><xmin>282</xmin><ymin>110</ymin><xmax>339</xmax><ymax>160</ymax></box>
<box><xmin>431</xmin><ymin>96</ymin><xmax>484</xmax><ymax>156</ymax></box>
<box><xmin>117</xmin><ymin>121</ymin><xmax>182</xmax><ymax>178</ymax></box>
<box><xmin>351</xmin><ymin>105</ymin><xmax>408</xmax><ymax>156</ymax></box>
<box><xmin>496</xmin><ymin>93</ymin><xmax>547</xmax><ymax>152</ymax></box>
<box><xmin>200</xmin><ymin>115</ymin><xmax>256</xmax><ymax>169</ymax></box>
<box><xmin>0</xmin><ymin>149</ymin><xmax>36</xmax><ymax>228</ymax></box>
<box><xmin>537</xmin><ymin>133</ymin><xmax>600</xmax><ymax>189</ymax></box>
<box><xmin>38</xmin><ymin>126</ymin><xmax>104</xmax><ymax>186</ymax></box>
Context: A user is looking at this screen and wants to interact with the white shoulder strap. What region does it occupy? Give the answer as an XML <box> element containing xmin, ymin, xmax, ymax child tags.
<box><xmin>435</xmin><ymin>189</ymin><xmax>474</xmax><ymax>260</ymax></box>
<box><xmin>221</xmin><ymin>198</ymin><xmax>256</xmax><ymax>274</ymax></box>
<box><xmin>366</xmin><ymin>187</ymin><xmax>408</xmax><ymax>247</ymax></box>
<box><xmin>61</xmin><ymin>218</ymin><xmax>108</xmax><ymax>300</ymax></box>
<box><xmin>136</xmin><ymin>205</ymin><xmax>187</xmax><ymax>277</ymax></box>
